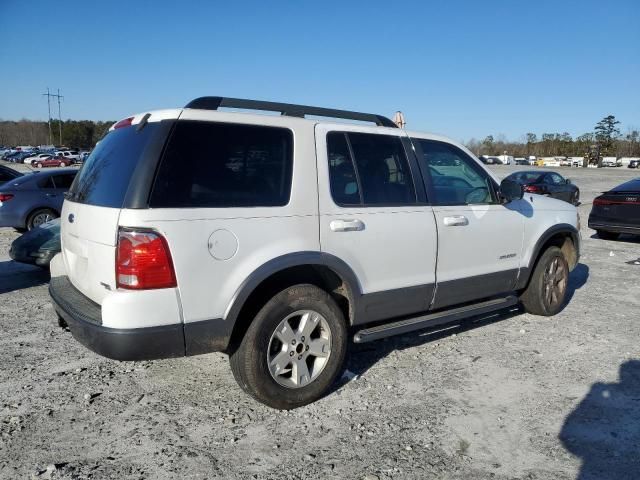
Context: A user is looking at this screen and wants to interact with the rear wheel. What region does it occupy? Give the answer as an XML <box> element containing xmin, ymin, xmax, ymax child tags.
<box><xmin>520</xmin><ymin>246</ymin><xmax>569</xmax><ymax>316</ymax></box>
<box><xmin>27</xmin><ymin>208</ymin><xmax>57</xmax><ymax>230</ymax></box>
<box><xmin>230</xmin><ymin>284</ymin><xmax>347</xmax><ymax>409</ymax></box>
<box><xmin>596</xmin><ymin>230</ymin><xmax>619</xmax><ymax>241</ymax></box>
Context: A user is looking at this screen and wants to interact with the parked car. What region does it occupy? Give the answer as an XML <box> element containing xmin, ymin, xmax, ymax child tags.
<box><xmin>78</xmin><ymin>151</ymin><xmax>91</xmax><ymax>163</ymax></box>
<box><xmin>0</xmin><ymin>165</ymin><xmax>23</xmax><ymax>184</ymax></box>
<box><xmin>628</xmin><ymin>160</ymin><xmax>639</xmax><ymax>169</ymax></box>
<box><xmin>514</xmin><ymin>158</ymin><xmax>529</xmax><ymax>165</ymax></box>
<box><xmin>8</xmin><ymin>151</ymin><xmax>33</xmax><ymax>163</ymax></box>
<box><xmin>9</xmin><ymin>218</ymin><xmax>60</xmax><ymax>268</ymax></box>
<box><xmin>23</xmin><ymin>153</ymin><xmax>53</xmax><ymax>164</ymax></box>
<box><xmin>0</xmin><ymin>169</ymin><xmax>78</xmax><ymax>230</ymax></box>
<box><xmin>588</xmin><ymin>177</ymin><xmax>640</xmax><ymax>240</ymax></box>
<box><xmin>505</xmin><ymin>170</ymin><xmax>580</xmax><ymax>205</ymax></box>
<box><xmin>32</xmin><ymin>156</ymin><xmax>73</xmax><ymax>168</ymax></box>
<box><xmin>48</xmin><ymin>97</ymin><xmax>580</xmax><ymax>409</ymax></box>
<box><xmin>54</xmin><ymin>150</ymin><xmax>80</xmax><ymax>162</ymax></box>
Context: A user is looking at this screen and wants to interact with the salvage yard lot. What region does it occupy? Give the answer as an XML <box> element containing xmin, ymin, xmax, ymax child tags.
<box><xmin>1</xmin><ymin>166</ymin><xmax>639</xmax><ymax>479</ymax></box>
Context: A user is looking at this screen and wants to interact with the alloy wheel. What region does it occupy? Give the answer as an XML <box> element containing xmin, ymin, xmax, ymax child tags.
<box><xmin>267</xmin><ymin>310</ymin><xmax>332</xmax><ymax>389</ymax></box>
<box><xmin>542</xmin><ymin>257</ymin><xmax>567</xmax><ymax>309</ymax></box>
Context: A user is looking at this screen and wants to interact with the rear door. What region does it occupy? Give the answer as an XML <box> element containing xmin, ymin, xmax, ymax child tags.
<box><xmin>61</xmin><ymin>118</ymin><xmax>174</xmax><ymax>303</ymax></box>
<box><xmin>411</xmin><ymin>138</ymin><xmax>524</xmax><ymax>309</ymax></box>
<box><xmin>316</xmin><ymin>125</ymin><xmax>438</xmax><ymax>325</ymax></box>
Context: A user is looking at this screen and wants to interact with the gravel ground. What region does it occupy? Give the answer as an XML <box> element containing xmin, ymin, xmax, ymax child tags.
<box><xmin>1</xmin><ymin>164</ymin><xmax>639</xmax><ymax>479</ymax></box>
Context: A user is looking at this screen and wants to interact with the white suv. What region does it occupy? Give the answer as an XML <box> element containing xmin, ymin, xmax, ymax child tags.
<box><xmin>49</xmin><ymin>97</ymin><xmax>580</xmax><ymax>409</ymax></box>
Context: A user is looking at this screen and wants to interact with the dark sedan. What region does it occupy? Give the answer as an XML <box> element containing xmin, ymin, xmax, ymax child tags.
<box><xmin>505</xmin><ymin>170</ymin><xmax>580</xmax><ymax>205</ymax></box>
<box><xmin>0</xmin><ymin>165</ymin><xmax>23</xmax><ymax>184</ymax></box>
<box><xmin>588</xmin><ymin>177</ymin><xmax>640</xmax><ymax>240</ymax></box>
<box><xmin>0</xmin><ymin>169</ymin><xmax>77</xmax><ymax>230</ymax></box>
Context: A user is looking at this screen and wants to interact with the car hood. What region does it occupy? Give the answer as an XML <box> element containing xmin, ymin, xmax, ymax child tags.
<box><xmin>11</xmin><ymin>218</ymin><xmax>61</xmax><ymax>252</ymax></box>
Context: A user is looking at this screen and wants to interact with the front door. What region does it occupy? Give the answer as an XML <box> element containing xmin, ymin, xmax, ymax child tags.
<box><xmin>316</xmin><ymin>125</ymin><xmax>438</xmax><ymax>325</ymax></box>
<box><xmin>412</xmin><ymin>138</ymin><xmax>525</xmax><ymax>310</ymax></box>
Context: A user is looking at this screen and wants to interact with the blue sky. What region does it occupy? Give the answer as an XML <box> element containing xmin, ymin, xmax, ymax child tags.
<box><xmin>0</xmin><ymin>0</ymin><xmax>638</xmax><ymax>142</ymax></box>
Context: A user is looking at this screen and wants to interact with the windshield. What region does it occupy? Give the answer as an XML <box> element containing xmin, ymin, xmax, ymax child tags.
<box><xmin>67</xmin><ymin>123</ymin><xmax>158</xmax><ymax>207</ymax></box>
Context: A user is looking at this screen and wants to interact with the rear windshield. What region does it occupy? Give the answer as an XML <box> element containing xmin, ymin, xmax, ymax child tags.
<box><xmin>150</xmin><ymin>121</ymin><xmax>293</xmax><ymax>208</ymax></box>
<box><xmin>66</xmin><ymin>124</ymin><xmax>158</xmax><ymax>207</ymax></box>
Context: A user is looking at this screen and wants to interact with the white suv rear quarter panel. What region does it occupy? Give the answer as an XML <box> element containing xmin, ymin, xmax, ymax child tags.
<box><xmin>118</xmin><ymin>112</ymin><xmax>320</xmax><ymax>324</ymax></box>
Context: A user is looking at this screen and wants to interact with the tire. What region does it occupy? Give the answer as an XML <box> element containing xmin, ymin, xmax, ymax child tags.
<box><xmin>520</xmin><ymin>246</ymin><xmax>569</xmax><ymax>316</ymax></box>
<box><xmin>36</xmin><ymin>163</ymin><xmax>43</xmax><ymax>168</ymax></box>
<box><xmin>58</xmin><ymin>162</ymin><xmax>64</xmax><ymax>167</ymax></box>
<box><xmin>230</xmin><ymin>284</ymin><xmax>347</xmax><ymax>409</ymax></box>
<box><xmin>596</xmin><ymin>230</ymin><xmax>619</xmax><ymax>241</ymax></box>
<box><xmin>27</xmin><ymin>208</ymin><xmax>57</xmax><ymax>230</ymax></box>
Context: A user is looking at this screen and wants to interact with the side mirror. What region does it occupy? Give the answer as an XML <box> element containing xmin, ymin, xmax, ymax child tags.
<box><xmin>500</xmin><ymin>178</ymin><xmax>524</xmax><ymax>202</ymax></box>
<box><xmin>566</xmin><ymin>178</ymin><xmax>572</xmax><ymax>184</ymax></box>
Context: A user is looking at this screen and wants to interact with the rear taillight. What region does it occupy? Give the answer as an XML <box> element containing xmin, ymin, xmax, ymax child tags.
<box><xmin>524</xmin><ymin>185</ymin><xmax>541</xmax><ymax>193</ymax></box>
<box><xmin>594</xmin><ymin>196</ymin><xmax>637</xmax><ymax>206</ymax></box>
<box><xmin>116</xmin><ymin>229</ymin><xmax>176</xmax><ymax>290</ymax></box>
<box><xmin>0</xmin><ymin>193</ymin><xmax>14</xmax><ymax>202</ymax></box>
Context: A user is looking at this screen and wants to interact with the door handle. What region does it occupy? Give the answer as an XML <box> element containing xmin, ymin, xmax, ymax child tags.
<box><xmin>46</xmin><ymin>193</ymin><xmax>57</xmax><ymax>197</ymax></box>
<box><xmin>443</xmin><ymin>215</ymin><xmax>468</xmax><ymax>226</ymax></box>
<box><xmin>330</xmin><ymin>219</ymin><xmax>365</xmax><ymax>232</ymax></box>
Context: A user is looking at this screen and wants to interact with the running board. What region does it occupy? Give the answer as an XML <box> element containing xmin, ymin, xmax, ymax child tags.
<box><xmin>353</xmin><ymin>295</ymin><xmax>519</xmax><ymax>343</ymax></box>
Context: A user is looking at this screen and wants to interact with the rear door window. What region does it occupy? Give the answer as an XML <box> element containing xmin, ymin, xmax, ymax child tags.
<box><xmin>326</xmin><ymin>131</ymin><xmax>416</xmax><ymax>206</ymax></box>
<box><xmin>39</xmin><ymin>177</ymin><xmax>56</xmax><ymax>189</ymax></box>
<box><xmin>327</xmin><ymin>132</ymin><xmax>360</xmax><ymax>205</ymax></box>
<box><xmin>150</xmin><ymin>121</ymin><xmax>293</xmax><ymax>208</ymax></box>
<box><xmin>67</xmin><ymin>123</ymin><xmax>159</xmax><ymax>207</ymax></box>
<box><xmin>52</xmin><ymin>173</ymin><xmax>77</xmax><ymax>189</ymax></box>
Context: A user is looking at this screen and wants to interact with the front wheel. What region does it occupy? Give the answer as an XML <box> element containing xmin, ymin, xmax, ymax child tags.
<box><xmin>230</xmin><ymin>284</ymin><xmax>347</xmax><ymax>409</ymax></box>
<box><xmin>520</xmin><ymin>246</ymin><xmax>569</xmax><ymax>316</ymax></box>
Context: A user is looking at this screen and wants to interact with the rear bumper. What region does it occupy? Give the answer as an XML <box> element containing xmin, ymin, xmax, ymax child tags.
<box><xmin>49</xmin><ymin>275</ymin><xmax>232</xmax><ymax>360</ymax></box>
<box><xmin>588</xmin><ymin>217</ymin><xmax>640</xmax><ymax>235</ymax></box>
<box><xmin>49</xmin><ymin>276</ymin><xmax>186</xmax><ymax>361</ymax></box>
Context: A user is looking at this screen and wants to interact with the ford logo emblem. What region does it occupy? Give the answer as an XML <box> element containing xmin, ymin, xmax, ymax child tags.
<box><xmin>68</xmin><ymin>213</ymin><xmax>75</xmax><ymax>223</ymax></box>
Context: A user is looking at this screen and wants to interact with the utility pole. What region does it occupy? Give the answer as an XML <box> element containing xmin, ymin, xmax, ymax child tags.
<box><xmin>56</xmin><ymin>89</ymin><xmax>64</xmax><ymax>146</ymax></box>
<box><xmin>43</xmin><ymin>88</ymin><xmax>64</xmax><ymax>146</ymax></box>
<box><xmin>42</xmin><ymin>88</ymin><xmax>52</xmax><ymax>145</ymax></box>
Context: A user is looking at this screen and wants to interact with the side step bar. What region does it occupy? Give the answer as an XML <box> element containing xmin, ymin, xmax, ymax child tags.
<box><xmin>353</xmin><ymin>295</ymin><xmax>519</xmax><ymax>343</ymax></box>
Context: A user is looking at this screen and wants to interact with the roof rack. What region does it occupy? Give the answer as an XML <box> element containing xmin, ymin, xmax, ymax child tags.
<box><xmin>184</xmin><ymin>96</ymin><xmax>398</xmax><ymax>128</ymax></box>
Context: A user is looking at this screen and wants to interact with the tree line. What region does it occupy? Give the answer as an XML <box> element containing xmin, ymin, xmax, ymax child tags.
<box><xmin>466</xmin><ymin>115</ymin><xmax>639</xmax><ymax>159</ymax></box>
<box><xmin>2</xmin><ymin>114</ymin><xmax>638</xmax><ymax>159</ymax></box>
<box><xmin>0</xmin><ymin>119</ymin><xmax>114</xmax><ymax>149</ymax></box>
